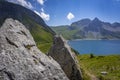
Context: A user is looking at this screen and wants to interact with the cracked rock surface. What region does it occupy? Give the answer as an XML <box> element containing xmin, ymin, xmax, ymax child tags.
<box><xmin>0</xmin><ymin>18</ymin><xmax>69</xmax><ymax>80</ymax></box>
<box><xmin>48</xmin><ymin>35</ymin><xmax>82</xmax><ymax>80</ymax></box>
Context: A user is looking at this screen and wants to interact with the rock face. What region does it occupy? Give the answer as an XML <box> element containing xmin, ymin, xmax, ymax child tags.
<box><xmin>48</xmin><ymin>35</ymin><xmax>82</xmax><ymax>80</ymax></box>
<box><xmin>0</xmin><ymin>18</ymin><xmax>69</xmax><ymax>80</ymax></box>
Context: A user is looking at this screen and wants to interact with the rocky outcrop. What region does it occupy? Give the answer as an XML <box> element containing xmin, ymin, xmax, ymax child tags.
<box><xmin>0</xmin><ymin>18</ymin><xmax>69</xmax><ymax>80</ymax></box>
<box><xmin>48</xmin><ymin>35</ymin><xmax>82</xmax><ymax>80</ymax></box>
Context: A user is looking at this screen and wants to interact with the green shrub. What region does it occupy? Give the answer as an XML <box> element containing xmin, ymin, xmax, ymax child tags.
<box><xmin>90</xmin><ymin>53</ymin><xmax>94</xmax><ymax>58</ymax></box>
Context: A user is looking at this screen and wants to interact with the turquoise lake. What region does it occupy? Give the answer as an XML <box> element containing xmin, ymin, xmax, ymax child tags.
<box><xmin>68</xmin><ymin>40</ymin><xmax>120</xmax><ymax>55</ymax></box>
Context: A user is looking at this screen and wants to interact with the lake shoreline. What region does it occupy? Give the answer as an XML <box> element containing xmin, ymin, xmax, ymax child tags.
<box><xmin>68</xmin><ymin>40</ymin><xmax>120</xmax><ymax>55</ymax></box>
<box><xmin>69</xmin><ymin>39</ymin><xmax>120</xmax><ymax>41</ymax></box>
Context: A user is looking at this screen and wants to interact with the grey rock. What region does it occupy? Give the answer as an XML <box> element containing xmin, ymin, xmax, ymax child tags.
<box><xmin>0</xmin><ymin>18</ymin><xmax>69</xmax><ymax>80</ymax></box>
<box><xmin>48</xmin><ymin>35</ymin><xmax>82</xmax><ymax>80</ymax></box>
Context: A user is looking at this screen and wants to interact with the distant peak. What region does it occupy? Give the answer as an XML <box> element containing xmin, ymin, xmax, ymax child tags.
<box><xmin>93</xmin><ymin>17</ymin><xmax>101</xmax><ymax>22</ymax></box>
<box><xmin>94</xmin><ymin>17</ymin><xmax>99</xmax><ymax>20</ymax></box>
<box><xmin>80</xmin><ymin>18</ymin><xmax>91</xmax><ymax>21</ymax></box>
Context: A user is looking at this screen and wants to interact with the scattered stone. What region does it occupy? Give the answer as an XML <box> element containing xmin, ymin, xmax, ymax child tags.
<box><xmin>101</xmin><ymin>71</ymin><xmax>108</xmax><ymax>75</ymax></box>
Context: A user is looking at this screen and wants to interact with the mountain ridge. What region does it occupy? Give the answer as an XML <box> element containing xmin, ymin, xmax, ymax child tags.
<box><xmin>52</xmin><ymin>18</ymin><xmax>120</xmax><ymax>40</ymax></box>
<box><xmin>0</xmin><ymin>0</ymin><xmax>54</xmax><ymax>33</ymax></box>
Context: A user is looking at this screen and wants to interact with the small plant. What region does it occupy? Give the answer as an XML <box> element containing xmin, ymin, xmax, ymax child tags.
<box><xmin>24</xmin><ymin>44</ymin><xmax>35</xmax><ymax>50</ymax></box>
<box><xmin>33</xmin><ymin>59</ymin><xmax>38</xmax><ymax>65</ymax></box>
<box><xmin>90</xmin><ymin>53</ymin><xmax>94</xmax><ymax>58</ymax></box>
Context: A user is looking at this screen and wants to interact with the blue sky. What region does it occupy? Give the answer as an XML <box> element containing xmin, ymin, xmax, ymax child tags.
<box><xmin>7</xmin><ymin>0</ymin><xmax>120</xmax><ymax>26</ymax></box>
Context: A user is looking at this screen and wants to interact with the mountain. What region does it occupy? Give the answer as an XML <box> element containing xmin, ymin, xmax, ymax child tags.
<box><xmin>0</xmin><ymin>18</ymin><xmax>69</xmax><ymax>80</ymax></box>
<box><xmin>0</xmin><ymin>1</ymin><xmax>55</xmax><ymax>53</ymax></box>
<box><xmin>52</xmin><ymin>18</ymin><xmax>120</xmax><ymax>40</ymax></box>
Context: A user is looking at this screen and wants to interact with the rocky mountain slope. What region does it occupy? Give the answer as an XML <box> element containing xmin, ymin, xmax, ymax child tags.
<box><xmin>0</xmin><ymin>0</ymin><xmax>55</xmax><ymax>53</ymax></box>
<box><xmin>0</xmin><ymin>18</ymin><xmax>69</xmax><ymax>80</ymax></box>
<box><xmin>52</xmin><ymin>18</ymin><xmax>120</xmax><ymax>40</ymax></box>
<box><xmin>48</xmin><ymin>35</ymin><xmax>82</xmax><ymax>80</ymax></box>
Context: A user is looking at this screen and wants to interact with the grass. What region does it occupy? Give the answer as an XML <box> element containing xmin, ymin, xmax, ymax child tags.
<box><xmin>22</xmin><ymin>14</ymin><xmax>54</xmax><ymax>53</ymax></box>
<box><xmin>37</xmin><ymin>42</ymin><xmax>52</xmax><ymax>54</ymax></box>
<box><xmin>30</xmin><ymin>24</ymin><xmax>53</xmax><ymax>53</ymax></box>
<box><xmin>52</xmin><ymin>26</ymin><xmax>79</xmax><ymax>40</ymax></box>
<box><xmin>77</xmin><ymin>54</ymin><xmax>120</xmax><ymax>80</ymax></box>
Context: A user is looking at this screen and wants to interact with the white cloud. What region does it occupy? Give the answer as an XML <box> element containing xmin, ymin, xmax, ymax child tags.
<box><xmin>40</xmin><ymin>12</ymin><xmax>50</xmax><ymax>21</ymax></box>
<box><xmin>41</xmin><ymin>8</ymin><xmax>44</xmax><ymax>12</ymax></box>
<box><xmin>37</xmin><ymin>0</ymin><xmax>45</xmax><ymax>5</ymax></box>
<box><xmin>67</xmin><ymin>12</ymin><xmax>75</xmax><ymax>20</ymax></box>
<box><xmin>34</xmin><ymin>10</ymin><xmax>50</xmax><ymax>21</ymax></box>
<box><xmin>34</xmin><ymin>10</ymin><xmax>41</xmax><ymax>16</ymax></box>
<box><xmin>7</xmin><ymin>0</ymin><xmax>33</xmax><ymax>9</ymax></box>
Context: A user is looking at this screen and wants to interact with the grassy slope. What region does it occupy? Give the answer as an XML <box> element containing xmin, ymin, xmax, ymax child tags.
<box><xmin>52</xmin><ymin>26</ymin><xmax>78</xmax><ymax>40</ymax></box>
<box><xmin>23</xmin><ymin>15</ymin><xmax>53</xmax><ymax>53</ymax></box>
<box><xmin>77</xmin><ymin>54</ymin><xmax>120</xmax><ymax>80</ymax></box>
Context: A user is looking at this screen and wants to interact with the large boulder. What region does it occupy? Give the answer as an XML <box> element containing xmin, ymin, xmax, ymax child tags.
<box><xmin>0</xmin><ymin>18</ymin><xmax>69</xmax><ymax>80</ymax></box>
<box><xmin>48</xmin><ymin>35</ymin><xmax>82</xmax><ymax>80</ymax></box>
